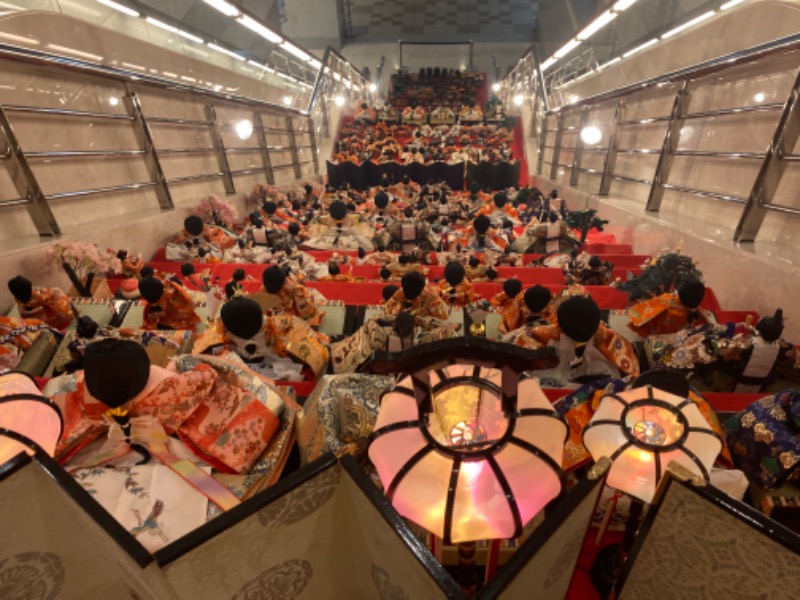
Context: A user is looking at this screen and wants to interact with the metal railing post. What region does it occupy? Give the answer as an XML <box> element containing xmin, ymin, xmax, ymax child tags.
<box><xmin>253</xmin><ymin>112</ymin><xmax>275</xmax><ymax>185</ymax></box>
<box><xmin>599</xmin><ymin>100</ymin><xmax>624</xmax><ymax>196</ymax></box>
<box><xmin>646</xmin><ymin>81</ymin><xmax>691</xmax><ymax>212</ymax></box>
<box><xmin>205</xmin><ymin>103</ymin><xmax>235</xmax><ymax>194</ymax></box>
<box><xmin>735</xmin><ymin>69</ymin><xmax>800</xmax><ymax>242</ymax></box>
<box><xmin>286</xmin><ymin>116</ymin><xmax>302</xmax><ymax>180</ymax></box>
<box><xmin>123</xmin><ymin>87</ymin><xmax>173</xmax><ymax>211</ymax></box>
<box><xmin>549</xmin><ymin>112</ymin><xmax>565</xmax><ymax>181</ymax></box>
<box><xmin>537</xmin><ymin>114</ymin><xmax>548</xmax><ymax>176</ymax></box>
<box><xmin>0</xmin><ymin>104</ymin><xmax>60</xmax><ymax>236</ymax></box>
<box><xmin>570</xmin><ymin>107</ymin><xmax>589</xmax><ymax>186</ymax></box>
<box><xmin>307</xmin><ymin>116</ymin><xmax>320</xmax><ymax>175</ymax></box>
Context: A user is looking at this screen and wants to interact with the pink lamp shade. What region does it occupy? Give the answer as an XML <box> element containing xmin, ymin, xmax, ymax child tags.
<box><xmin>0</xmin><ymin>371</ymin><xmax>63</xmax><ymax>465</ymax></box>
<box><xmin>369</xmin><ymin>366</ymin><xmax>566</xmax><ymax>544</ymax></box>
<box><xmin>582</xmin><ymin>384</ymin><xmax>722</xmax><ymax>504</ymax></box>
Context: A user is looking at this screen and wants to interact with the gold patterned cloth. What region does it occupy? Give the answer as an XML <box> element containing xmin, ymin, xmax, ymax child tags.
<box><xmin>296</xmin><ymin>373</ymin><xmax>396</xmax><ymax>465</ymax></box>
<box><xmin>15</xmin><ymin>286</ymin><xmax>73</xmax><ymax>330</ymax></box>
<box><xmin>724</xmin><ymin>391</ymin><xmax>800</xmax><ymax>489</ymax></box>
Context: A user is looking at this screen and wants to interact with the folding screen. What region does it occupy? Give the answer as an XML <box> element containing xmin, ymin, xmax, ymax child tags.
<box><xmin>0</xmin><ymin>450</ymin><xmax>172</xmax><ymax>598</ymax></box>
<box><xmin>617</xmin><ymin>464</ymin><xmax>800</xmax><ymax>599</ymax></box>
<box><xmin>155</xmin><ymin>454</ymin><xmax>464</xmax><ymax>599</ymax></box>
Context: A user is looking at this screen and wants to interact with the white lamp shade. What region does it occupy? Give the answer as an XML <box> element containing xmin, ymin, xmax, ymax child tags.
<box><xmin>583</xmin><ymin>385</ymin><xmax>721</xmax><ymax>503</ymax></box>
<box><xmin>369</xmin><ymin>368</ymin><xmax>566</xmax><ymax>543</ymax></box>
<box><xmin>0</xmin><ymin>371</ymin><xmax>63</xmax><ymax>465</ymax></box>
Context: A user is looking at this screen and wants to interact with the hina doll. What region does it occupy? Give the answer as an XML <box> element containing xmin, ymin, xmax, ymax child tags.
<box><xmin>260</xmin><ymin>266</ymin><xmax>323</xmax><ymax>327</ymax></box>
<box><xmin>499</xmin><ymin>284</ymin><xmax>555</xmax><ymax>334</ymax></box>
<box><xmin>438</xmin><ymin>262</ymin><xmax>478</xmax><ymax>308</ymax></box>
<box><xmin>489</xmin><ymin>278</ymin><xmax>523</xmax><ymax>311</ymax></box>
<box><xmin>563</xmin><ymin>253</ymin><xmax>614</xmax><ymax>286</ymax></box>
<box><xmin>176</xmin><ymin>215</ymin><xmax>237</xmax><ymax>251</ymax></box>
<box><xmin>303</xmin><ymin>200</ymin><xmax>376</xmax><ymax>251</ymax></box>
<box><xmin>193</xmin><ymin>296</ymin><xmax>329</xmax><ymax>379</ymax></box>
<box><xmin>384</xmin><ymin>272</ymin><xmax>449</xmax><ymax>320</ymax></box>
<box><xmin>628</xmin><ymin>279</ymin><xmax>711</xmax><ymax>337</ymax></box>
<box><xmin>522</xmin><ymin>296</ymin><xmax>640</xmax><ymax>386</ymax></box>
<box><xmin>511</xmin><ymin>211</ymin><xmax>577</xmax><ymax>254</ymax></box>
<box><xmin>138</xmin><ymin>276</ymin><xmax>201</xmax><ymax>331</ymax></box>
<box><xmin>7</xmin><ymin>275</ymin><xmax>73</xmax><ymax>330</ymax></box>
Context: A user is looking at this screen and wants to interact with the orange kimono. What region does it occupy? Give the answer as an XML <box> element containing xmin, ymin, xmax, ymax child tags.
<box><xmin>15</xmin><ymin>287</ymin><xmax>73</xmax><ymax>330</ymax></box>
<box><xmin>523</xmin><ymin>322</ymin><xmax>640</xmax><ymax>378</ymax></box>
<box><xmin>265</xmin><ymin>277</ymin><xmax>322</xmax><ymax>327</ymax></box>
<box><xmin>142</xmin><ymin>280</ymin><xmax>201</xmax><ymax>331</ymax></box>
<box><xmin>193</xmin><ymin>315</ymin><xmax>329</xmax><ymax>378</ymax></box>
<box><xmin>628</xmin><ymin>293</ymin><xmax>711</xmax><ymax>337</ymax></box>
<box><xmin>177</xmin><ymin>224</ymin><xmax>237</xmax><ymax>250</ymax></box>
<box><xmin>498</xmin><ymin>296</ymin><xmax>555</xmax><ymax>333</ymax></box>
<box><xmin>438</xmin><ymin>281</ymin><xmax>477</xmax><ymax>308</ymax></box>
<box><xmin>384</xmin><ymin>288</ymin><xmax>449</xmax><ymax>320</ymax></box>
<box><xmin>489</xmin><ymin>291</ymin><xmax>515</xmax><ymax>311</ymax></box>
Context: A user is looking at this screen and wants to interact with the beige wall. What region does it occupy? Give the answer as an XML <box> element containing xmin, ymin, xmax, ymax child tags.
<box><xmin>556</xmin><ymin>1</ymin><xmax>800</xmax><ymax>106</ymax></box>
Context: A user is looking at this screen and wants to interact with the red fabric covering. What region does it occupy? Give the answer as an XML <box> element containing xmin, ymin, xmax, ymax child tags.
<box><xmin>583</xmin><ymin>243</ymin><xmax>632</xmax><ymax>255</ymax></box>
<box><xmin>511</xmin><ymin>119</ymin><xmax>528</xmax><ymax>187</ymax></box>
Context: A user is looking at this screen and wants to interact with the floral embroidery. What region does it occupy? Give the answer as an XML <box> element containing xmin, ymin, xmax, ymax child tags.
<box><xmin>740</xmin><ymin>412</ymin><xmax>756</xmax><ymax>428</ymax></box>
<box><xmin>753</xmin><ymin>423</ymin><xmax>774</xmax><ymax>444</ymax></box>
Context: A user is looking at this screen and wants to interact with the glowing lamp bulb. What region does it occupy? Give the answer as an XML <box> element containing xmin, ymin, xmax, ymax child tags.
<box><xmin>492</xmin><ymin>83</ymin><xmax>501</xmax><ymax>92</ymax></box>
<box><xmin>368</xmin><ymin>83</ymin><xmax>377</xmax><ymax>93</ymax></box>
<box><xmin>513</xmin><ymin>94</ymin><xmax>524</xmax><ymax>106</ymax></box>
<box><xmin>580</xmin><ymin>125</ymin><xmax>603</xmax><ymax>145</ymax></box>
<box><xmin>282</xmin><ymin>96</ymin><xmax>292</xmax><ymax>106</ymax></box>
<box><xmin>334</xmin><ymin>95</ymin><xmax>345</xmax><ymax>107</ymax></box>
<box><xmin>234</xmin><ymin>119</ymin><xmax>253</xmax><ymax>140</ymax></box>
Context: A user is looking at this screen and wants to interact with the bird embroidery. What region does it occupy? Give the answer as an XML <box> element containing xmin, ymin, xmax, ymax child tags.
<box><xmin>130</xmin><ymin>499</ymin><xmax>168</xmax><ymax>542</ymax></box>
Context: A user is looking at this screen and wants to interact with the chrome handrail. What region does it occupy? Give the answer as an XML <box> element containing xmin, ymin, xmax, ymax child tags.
<box><xmin>307</xmin><ymin>46</ymin><xmax>370</xmax><ymax>113</ymax></box>
<box><xmin>47</xmin><ymin>181</ymin><xmax>156</xmax><ymax>200</ymax></box>
<box><xmin>25</xmin><ymin>150</ymin><xmax>145</xmax><ymax>158</ymax></box>
<box><xmin>548</xmin><ymin>32</ymin><xmax>800</xmax><ymax>111</ymax></box>
<box><xmin>2</xmin><ymin>105</ymin><xmax>133</xmax><ymax>120</ymax></box>
<box><xmin>661</xmin><ymin>184</ymin><xmax>745</xmax><ymax>204</ymax></box>
<box><xmin>0</xmin><ymin>43</ymin><xmax>309</xmax><ymax>116</ymax></box>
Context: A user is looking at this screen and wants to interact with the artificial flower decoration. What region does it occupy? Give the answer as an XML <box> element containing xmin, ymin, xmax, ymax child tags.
<box><xmin>583</xmin><ymin>384</ymin><xmax>722</xmax><ymax>503</ymax></box>
<box><xmin>45</xmin><ymin>241</ymin><xmax>122</xmax><ymax>297</ymax></box>
<box><xmin>195</xmin><ymin>194</ymin><xmax>239</xmax><ymax>229</ymax></box>
<box><xmin>369</xmin><ymin>366</ymin><xmax>566</xmax><ymax>543</ymax></box>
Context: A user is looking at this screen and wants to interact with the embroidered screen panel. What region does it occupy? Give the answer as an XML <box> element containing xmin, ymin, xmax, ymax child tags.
<box><xmin>618</xmin><ymin>478</ymin><xmax>800</xmax><ymax>599</ymax></box>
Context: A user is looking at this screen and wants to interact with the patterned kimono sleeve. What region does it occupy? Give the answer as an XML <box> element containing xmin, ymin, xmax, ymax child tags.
<box><xmin>627</xmin><ymin>294</ymin><xmax>670</xmax><ymax>337</ymax></box>
<box><xmin>594</xmin><ymin>323</ymin><xmax>640</xmax><ymax>377</ymax></box>
<box><xmin>423</xmin><ymin>290</ymin><xmax>450</xmax><ymax>320</ymax></box>
<box><xmin>499</xmin><ymin>297</ymin><xmax>522</xmax><ymax>333</ymax></box>
<box><xmin>527</xmin><ymin>323</ymin><xmax>562</xmax><ymax>346</ymax></box>
<box><xmin>292</xmin><ymin>284</ymin><xmax>322</xmax><ymax>326</ymax></box>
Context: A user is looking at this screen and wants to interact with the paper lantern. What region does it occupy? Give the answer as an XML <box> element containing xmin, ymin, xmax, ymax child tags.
<box><xmin>0</xmin><ymin>371</ymin><xmax>63</xmax><ymax>465</ymax></box>
<box><xmin>583</xmin><ymin>384</ymin><xmax>721</xmax><ymax>503</ymax></box>
<box><xmin>369</xmin><ymin>366</ymin><xmax>566</xmax><ymax>544</ymax></box>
